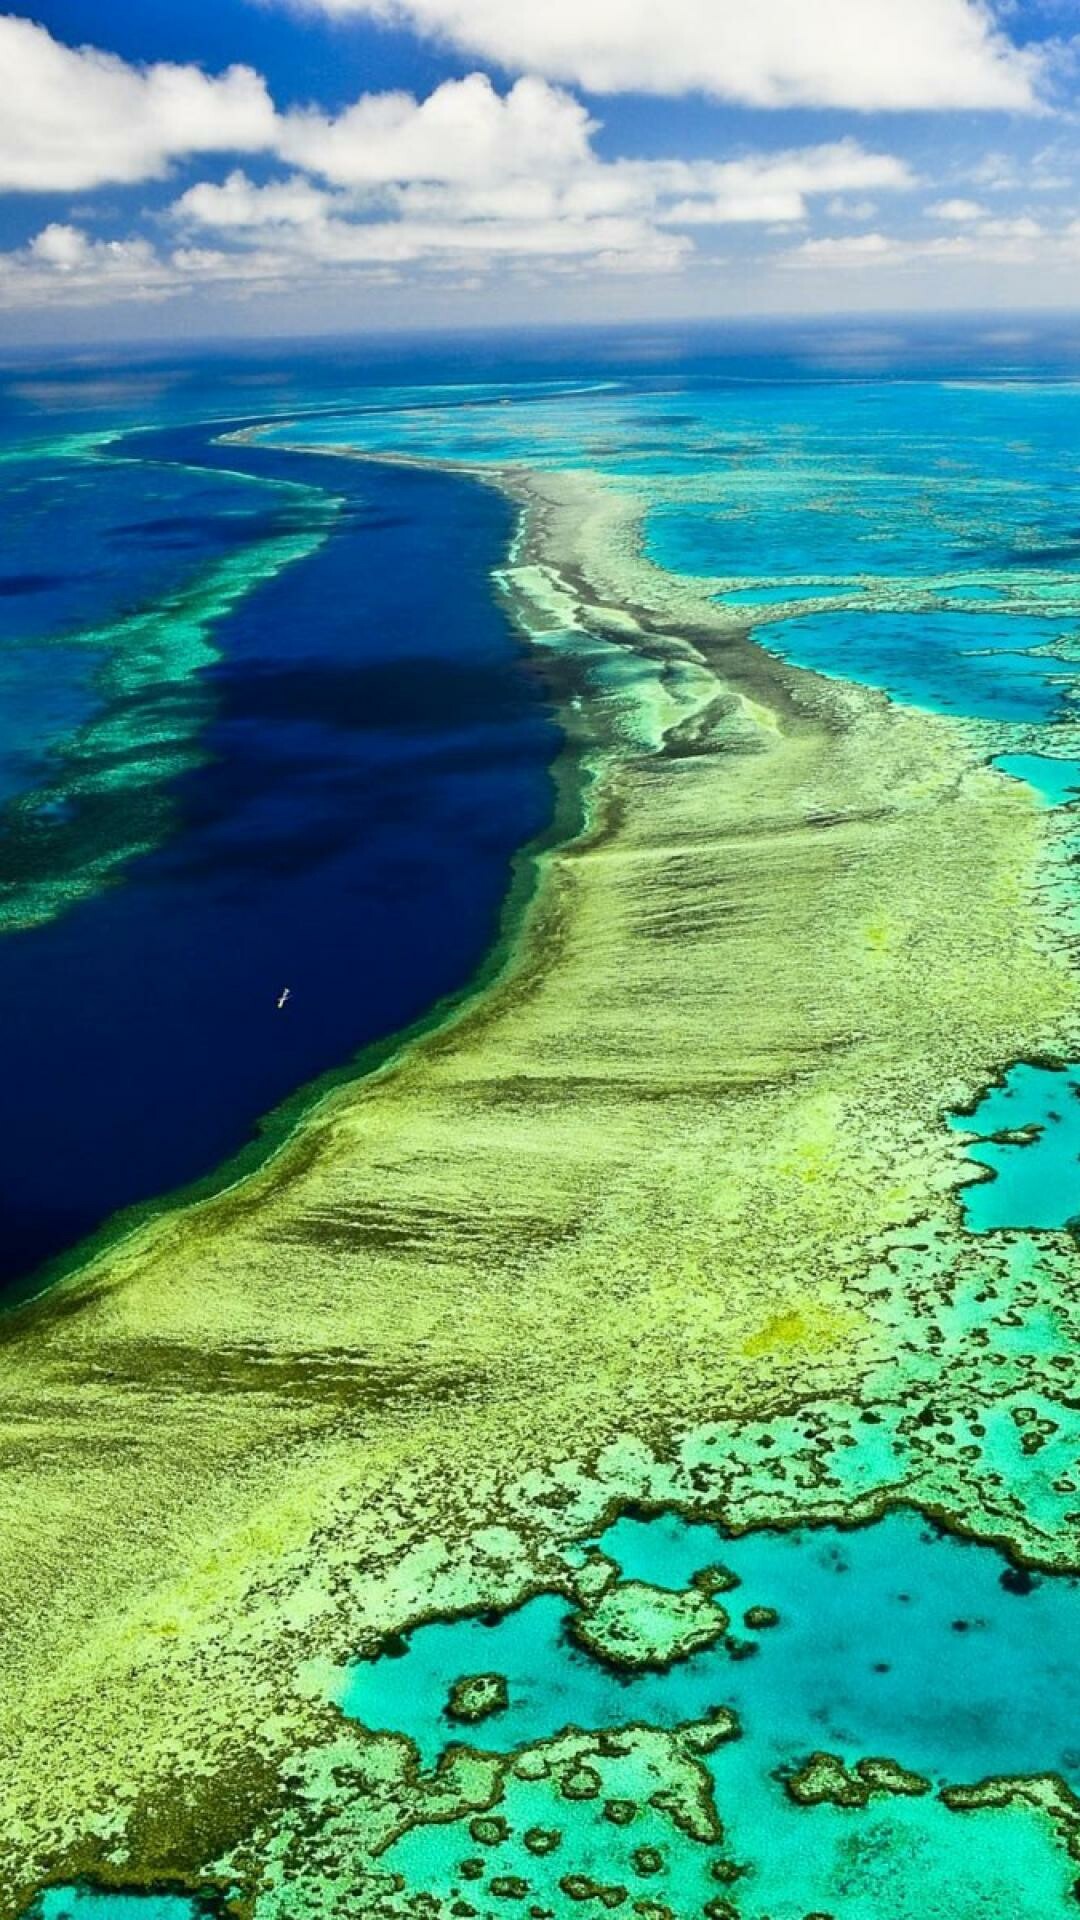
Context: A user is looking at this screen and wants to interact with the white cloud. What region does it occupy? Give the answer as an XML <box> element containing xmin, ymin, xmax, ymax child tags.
<box><xmin>166</xmin><ymin>85</ymin><xmax>914</xmax><ymax>287</ymax></box>
<box><xmin>785</xmin><ymin>214</ymin><xmax>1062</xmax><ymax>272</ymax></box>
<box><xmin>966</xmin><ymin>143</ymin><xmax>1080</xmax><ymax>197</ymax></box>
<box><xmin>172</xmin><ymin>128</ymin><xmax>912</xmax><ymax>241</ymax></box>
<box><xmin>26</xmin><ymin>223</ymin><xmax>164</xmax><ymax>280</ymax></box>
<box><xmin>966</xmin><ymin>150</ymin><xmax>1022</xmax><ymax>191</ymax></box>
<box><xmin>0</xmin><ymin>223</ymin><xmax>181</xmax><ymax>306</ymax></box>
<box><xmin>0</xmin><ymin>16</ymin><xmax>929</xmax><ymax>317</ymax></box>
<box><xmin>277</xmin><ymin>72</ymin><xmax>594</xmax><ymax>185</ymax></box>
<box><xmin>7</xmin><ymin>119</ymin><xmax>911</xmax><ymax>311</ymax></box>
<box><xmin>173</xmin><ymin>171</ymin><xmax>334</xmax><ymax>229</ymax></box>
<box><xmin>0</xmin><ymin>203</ymin><xmax>690</xmax><ymax>315</ymax></box>
<box><xmin>28</xmin><ymin>222</ymin><xmax>93</xmax><ymax>269</ymax></box>
<box><xmin>281</xmin><ymin>0</ymin><xmax>1041</xmax><ymax>111</ymax></box>
<box><xmin>0</xmin><ymin>15</ymin><xmax>275</xmax><ymax>191</ymax></box>
<box><xmin>827</xmin><ymin>197</ymin><xmax>881</xmax><ymax>220</ymax></box>
<box><xmin>790</xmin><ymin>231</ymin><xmax>900</xmax><ymax>264</ymax></box>
<box><xmin>655</xmin><ymin>143</ymin><xmax>913</xmax><ymax>227</ymax></box>
<box><xmin>929</xmin><ymin>197</ymin><xmax>990</xmax><ymax>220</ymax></box>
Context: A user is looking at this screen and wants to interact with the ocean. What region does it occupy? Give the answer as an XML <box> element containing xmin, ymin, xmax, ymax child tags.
<box><xmin>0</xmin><ymin>352</ymin><xmax>560</xmax><ymax>1290</ymax></box>
<box><xmin>10</xmin><ymin>321</ymin><xmax>1080</xmax><ymax>1920</ymax></box>
<box><xmin>3</xmin><ymin>320</ymin><xmax>1080</xmax><ymax>1280</ymax></box>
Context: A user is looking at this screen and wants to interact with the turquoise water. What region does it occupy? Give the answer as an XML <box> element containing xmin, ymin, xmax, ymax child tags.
<box><xmin>29</xmin><ymin>1511</ymin><xmax>1080</xmax><ymax>1920</ymax></box>
<box><xmin>389</xmin><ymin>1757</ymin><xmax>1077</xmax><ymax>1920</ymax></box>
<box><xmin>26</xmin><ymin>1896</ymin><xmax>201</xmax><ymax>1920</ymax></box>
<box><xmin>341</xmin><ymin>1589</ymin><xmax>729</xmax><ymax>1769</ymax></box>
<box><xmin>262</xmin><ymin>376</ymin><xmax>1080</xmax><ymax>735</ymax></box>
<box><xmin>719</xmin><ymin>583</ymin><xmax>861</xmax><ymax>606</ymax></box>
<box><xmin>342</xmin><ymin>1509</ymin><xmax>1080</xmax><ymax>1784</ymax></box>
<box><xmin>994</xmin><ymin>752</ymin><xmax>1080</xmax><ymax>806</ymax></box>
<box><xmin>756</xmin><ymin>607</ymin><xmax>1072</xmax><ymax>722</ymax></box>
<box><xmin>337</xmin><ymin>1507</ymin><xmax>1080</xmax><ymax>1919</ymax></box>
<box><xmin>948</xmin><ymin>1064</ymin><xmax>1080</xmax><ymax>1230</ymax></box>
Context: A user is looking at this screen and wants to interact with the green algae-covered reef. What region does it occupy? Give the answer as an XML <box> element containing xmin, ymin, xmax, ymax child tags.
<box><xmin>4</xmin><ymin>463</ymin><xmax>1080</xmax><ymax>1916</ymax></box>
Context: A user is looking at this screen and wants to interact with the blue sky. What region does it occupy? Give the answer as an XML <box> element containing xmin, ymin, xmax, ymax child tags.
<box><xmin>0</xmin><ymin>0</ymin><xmax>1078</xmax><ymax>342</ymax></box>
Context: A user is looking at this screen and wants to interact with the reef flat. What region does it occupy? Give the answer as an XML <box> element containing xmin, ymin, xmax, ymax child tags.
<box><xmin>5</xmin><ymin>454</ymin><xmax>1080</xmax><ymax>1917</ymax></box>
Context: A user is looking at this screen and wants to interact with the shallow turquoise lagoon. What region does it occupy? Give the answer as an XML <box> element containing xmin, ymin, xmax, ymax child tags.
<box><xmin>719</xmin><ymin>583</ymin><xmax>860</xmax><ymax>606</ymax></box>
<box><xmin>754</xmin><ymin>607</ymin><xmax>1075</xmax><ymax>722</ymax></box>
<box><xmin>390</xmin><ymin>1765</ymin><xmax>1078</xmax><ymax>1920</ymax></box>
<box><xmin>340</xmin><ymin>1508</ymin><xmax>1080</xmax><ymax>1919</ymax></box>
<box><xmin>340</xmin><ymin>1588</ymin><xmax>724</xmax><ymax>1769</ymax></box>
<box><xmin>646</xmin><ymin>493</ymin><xmax>940</xmax><ymax>583</ymax></box>
<box><xmin>949</xmin><ymin>1063</ymin><xmax>1080</xmax><ymax>1230</ymax></box>
<box><xmin>994</xmin><ymin>752</ymin><xmax>1080</xmax><ymax>806</ymax></box>
<box><xmin>26</xmin><ymin>1895</ymin><xmax>201</xmax><ymax>1920</ymax></box>
<box><xmin>341</xmin><ymin>1509</ymin><xmax>1080</xmax><ymax>1786</ymax></box>
<box><xmin>27</xmin><ymin>1512</ymin><xmax>1080</xmax><ymax>1920</ymax></box>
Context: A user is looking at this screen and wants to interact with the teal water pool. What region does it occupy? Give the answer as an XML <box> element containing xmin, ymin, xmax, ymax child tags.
<box><xmin>35</xmin><ymin>1509</ymin><xmax>1080</xmax><ymax>1919</ymax></box>
<box><xmin>754</xmin><ymin>607</ymin><xmax>1076</xmax><ymax>723</ymax></box>
<box><xmin>340</xmin><ymin>1508</ymin><xmax>1080</xmax><ymax>1785</ymax></box>
<box><xmin>333</xmin><ymin>1507</ymin><xmax>1080</xmax><ymax>1919</ymax></box>
<box><xmin>994</xmin><ymin>752</ymin><xmax>1080</xmax><ymax>807</ymax></box>
<box><xmin>719</xmin><ymin>583</ymin><xmax>860</xmax><ymax>606</ymax></box>
<box><xmin>26</xmin><ymin>1895</ymin><xmax>203</xmax><ymax>1920</ymax></box>
<box><xmin>949</xmin><ymin>1063</ymin><xmax>1080</xmax><ymax>1231</ymax></box>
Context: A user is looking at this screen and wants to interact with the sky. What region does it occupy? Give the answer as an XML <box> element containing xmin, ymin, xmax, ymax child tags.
<box><xmin>0</xmin><ymin>0</ymin><xmax>1078</xmax><ymax>343</ymax></box>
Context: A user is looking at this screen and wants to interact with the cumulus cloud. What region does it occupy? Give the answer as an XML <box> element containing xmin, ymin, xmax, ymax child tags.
<box><xmin>277</xmin><ymin>72</ymin><xmax>595</xmax><ymax>185</ymax></box>
<box><xmin>0</xmin><ymin>14</ymin><xmax>275</xmax><ymax>191</ymax></box>
<box><xmin>5</xmin><ymin>117</ymin><xmax>914</xmax><ymax>311</ymax></box>
<box><xmin>0</xmin><ymin>205</ymin><xmax>689</xmax><ymax>314</ymax></box>
<box><xmin>280</xmin><ymin>0</ymin><xmax>1041</xmax><ymax>111</ymax></box>
<box><xmin>655</xmin><ymin>143</ymin><xmax>913</xmax><ymax>226</ymax></box>
<box><xmin>0</xmin><ymin>223</ymin><xmax>182</xmax><ymax>307</ymax></box>
<box><xmin>175</xmin><ymin>119</ymin><xmax>912</xmax><ymax>235</ymax></box>
<box><xmin>173</xmin><ymin>171</ymin><xmax>334</xmax><ymax>229</ymax></box>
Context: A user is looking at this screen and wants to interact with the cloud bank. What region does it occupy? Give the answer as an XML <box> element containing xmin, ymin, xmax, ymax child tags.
<box><xmin>0</xmin><ymin>7</ymin><xmax>1069</xmax><ymax>330</ymax></box>
<box><xmin>280</xmin><ymin>0</ymin><xmax>1042</xmax><ymax>111</ymax></box>
<box><xmin>0</xmin><ymin>19</ymin><xmax>917</xmax><ymax>310</ymax></box>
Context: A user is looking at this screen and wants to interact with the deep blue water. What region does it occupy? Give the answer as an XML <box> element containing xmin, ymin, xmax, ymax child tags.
<box><xmin>8</xmin><ymin>329</ymin><xmax>1080</xmax><ymax>1291</ymax></box>
<box><xmin>0</xmin><ymin>415</ymin><xmax>556</xmax><ymax>1290</ymax></box>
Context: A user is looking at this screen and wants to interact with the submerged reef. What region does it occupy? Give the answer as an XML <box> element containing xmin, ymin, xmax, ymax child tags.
<box><xmin>6</xmin><ymin>442</ymin><xmax>1080</xmax><ymax>1920</ymax></box>
<box><xmin>0</xmin><ymin>437</ymin><xmax>337</xmax><ymax>937</ymax></box>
